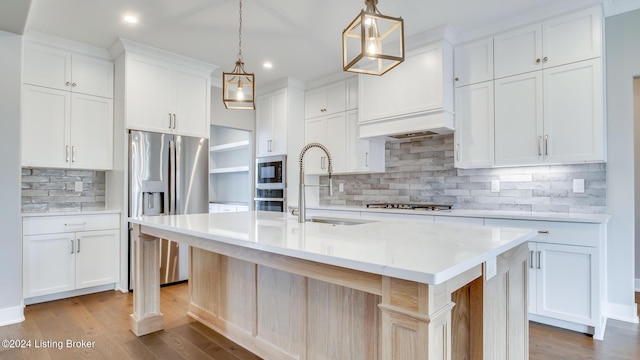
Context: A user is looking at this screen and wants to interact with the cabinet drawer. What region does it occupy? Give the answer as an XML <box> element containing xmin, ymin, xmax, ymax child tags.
<box><xmin>484</xmin><ymin>218</ymin><xmax>601</xmax><ymax>247</ymax></box>
<box><xmin>23</xmin><ymin>214</ymin><xmax>120</xmax><ymax>236</ymax></box>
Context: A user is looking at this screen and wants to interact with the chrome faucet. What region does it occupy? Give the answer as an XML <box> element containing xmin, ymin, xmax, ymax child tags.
<box><xmin>296</xmin><ymin>143</ymin><xmax>333</xmax><ymax>223</ymax></box>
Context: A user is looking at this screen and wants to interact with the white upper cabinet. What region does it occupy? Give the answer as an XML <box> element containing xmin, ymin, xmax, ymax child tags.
<box><xmin>305</xmin><ymin>81</ymin><xmax>346</xmax><ymax>119</ymax></box>
<box><xmin>494</xmin><ymin>24</ymin><xmax>542</xmax><ymax>79</ymax></box>
<box><xmin>454</xmin><ymin>81</ymin><xmax>495</xmax><ymax>168</ymax></box>
<box><xmin>24</xmin><ymin>42</ymin><xmax>114</xmax><ymax>98</ymax></box>
<box><xmin>454</xmin><ymin>37</ymin><xmax>494</xmax><ymax>87</ymax></box>
<box><xmin>22</xmin><ymin>40</ymin><xmax>114</xmax><ymax>170</ymax></box>
<box><xmin>542</xmin><ymin>59</ymin><xmax>604</xmax><ymax>163</ymax></box>
<box><xmin>346</xmin><ymin>110</ymin><xmax>385</xmax><ymax>173</ymax></box>
<box><xmin>494</xmin><ymin>6</ymin><xmax>602</xmax><ymax>79</ymax></box>
<box><xmin>125</xmin><ymin>54</ymin><xmax>211</xmax><ymax>138</ymax></box>
<box><xmin>256</xmin><ymin>88</ymin><xmax>289</xmax><ymax>157</ymax></box>
<box><xmin>494</xmin><ymin>72</ymin><xmax>544</xmax><ymax>166</ymax></box>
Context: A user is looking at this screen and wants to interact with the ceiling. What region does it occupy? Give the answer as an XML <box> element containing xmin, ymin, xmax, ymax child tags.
<box><xmin>0</xmin><ymin>0</ymin><xmax>621</xmax><ymax>87</ymax></box>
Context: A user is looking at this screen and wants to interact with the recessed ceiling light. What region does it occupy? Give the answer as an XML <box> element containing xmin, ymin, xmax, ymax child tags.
<box><xmin>263</xmin><ymin>62</ymin><xmax>273</xmax><ymax>69</ymax></box>
<box><xmin>123</xmin><ymin>15</ymin><xmax>139</xmax><ymax>24</ymax></box>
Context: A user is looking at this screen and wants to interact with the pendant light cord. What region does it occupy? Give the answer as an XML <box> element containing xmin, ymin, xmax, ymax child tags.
<box><xmin>237</xmin><ymin>0</ymin><xmax>243</xmax><ymax>61</ymax></box>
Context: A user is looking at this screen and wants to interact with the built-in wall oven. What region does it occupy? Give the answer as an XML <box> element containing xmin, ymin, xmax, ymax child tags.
<box><xmin>255</xmin><ymin>155</ymin><xmax>286</xmax><ymax>212</ymax></box>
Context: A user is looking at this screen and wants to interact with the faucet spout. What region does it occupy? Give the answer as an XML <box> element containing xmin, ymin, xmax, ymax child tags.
<box><xmin>298</xmin><ymin>143</ymin><xmax>333</xmax><ymax>223</ymax></box>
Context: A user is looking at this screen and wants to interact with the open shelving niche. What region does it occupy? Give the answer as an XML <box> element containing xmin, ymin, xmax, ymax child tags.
<box><xmin>209</xmin><ymin>125</ymin><xmax>253</xmax><ymax>209</ymax></box>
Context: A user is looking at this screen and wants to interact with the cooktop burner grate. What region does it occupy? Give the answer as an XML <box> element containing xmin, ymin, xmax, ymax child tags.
<box><xmin>365</xmin><ymin>203</ymin><xmax>453</xmax><ymax>211</ymax></box>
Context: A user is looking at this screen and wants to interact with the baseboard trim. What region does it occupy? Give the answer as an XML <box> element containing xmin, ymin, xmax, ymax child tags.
<box><xmin>0</xmin><ymin>305</ymin><xmax>25</xmax><ymax>326</ymax></box>
<box><xmin>24</xmin><ymin>283</ymin><xmax>116</xmax><ymax>305</ymax></box>
<box><xmin>607</xmin><ymin>302</ymin><xmax>639</xmax><ymax>323</ymax></box>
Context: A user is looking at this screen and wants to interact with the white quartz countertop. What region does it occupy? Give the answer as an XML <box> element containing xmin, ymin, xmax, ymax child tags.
<box><xmin>129</xmin><ymin>211</ymin><xmax>536</xmax><ymax>285</ymax></box>
<box><xmin>303</xmin><ymin>205</ymin><xmax>610</xmax><ymax>223</ymax></box>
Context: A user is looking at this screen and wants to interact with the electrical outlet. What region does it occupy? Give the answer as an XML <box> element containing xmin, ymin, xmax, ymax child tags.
<box><xmin>339</xmin><ymin>183</ymin><xmax>344</xmax><ymax>192</ymax></box>
<box><xmin>74</xmin><ymin>181</ymin><xmax>83</xmax><ymax>192</ymax></box>
<box><xmin>491</xmin><ymin>180</ymin><xmax>500</xmax><ymax>193</ymax></box>
<box><xmin>485</xmin><ymin>256</ymin><xmax>497</xmax><ymax>281</ymax></box>
<box><xmin>573</xmin><ymin>179</ymin><xmax>585</xmax><ymax>193</ymax></box>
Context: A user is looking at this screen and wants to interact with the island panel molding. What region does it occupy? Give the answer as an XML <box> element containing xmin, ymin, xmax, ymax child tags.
<box><xmin>129</xmin><ymin>211</ymin><xmax>533</xmax><ymax>359</ymax></box>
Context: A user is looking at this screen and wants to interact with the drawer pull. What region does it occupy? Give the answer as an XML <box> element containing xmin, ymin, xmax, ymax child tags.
<box><xmin>538</xmin><ymin>230</ymin><xmax>549</xmax><ymax>234</ymax></box>
<box><xmin>529</xmin><ymin>250</ymin><xmax>534</xmax><ymax>269</ymax></box>
<box><xmin>77</xmin><ymin>239</ymin><xmax>81</xmax><ymax>253</ymax></box>
<box><xmin>65</xmin><ymin>222</ymin><xmax>87</xmax><ymax>227</ymax></box>
<box><xmin>70</xmin><ymin>239</ymin><xmax>75</xmax><ymax>254</ymax></box>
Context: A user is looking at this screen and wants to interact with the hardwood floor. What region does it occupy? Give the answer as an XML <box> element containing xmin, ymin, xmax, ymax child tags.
<box><xmin>0</xmin><ymin>284</ymin><xmax>638</xmax><ymax>359</ymax></box>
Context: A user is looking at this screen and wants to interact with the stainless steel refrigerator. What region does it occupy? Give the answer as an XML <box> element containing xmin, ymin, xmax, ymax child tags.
<box><xmin>128</xmin><ymin>130</ymin><xmax>209</xmax><ymax>289</ymax></box>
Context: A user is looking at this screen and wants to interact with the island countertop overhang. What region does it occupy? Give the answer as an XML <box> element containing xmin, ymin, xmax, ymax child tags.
<box><xmin>129</xmin><ymin>211</ymin><xmax>537</xmax><ymax>285</ymax></box>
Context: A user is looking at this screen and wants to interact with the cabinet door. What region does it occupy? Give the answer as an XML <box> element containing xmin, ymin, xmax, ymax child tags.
<box><xmin>543</xmin><ymin>59</ymin><xmax>604</xmax><ymax>163</ymax></box>
<box><xmin>305</xmin><ymin>87</ymin><xmax>327</xmax><ymax>119</ymax></box>
<box><xmin>71</xmin><ymin>53</ymin><xmax>114</xmax><ymax>98</ymax></box>
<box><xmin>23</xmin><ymin>233</ymin><xmax>76</xmax><ymax>298</ymax></box>
<box><xmin>535</xmin><ymin>243</ymin><xmax>597</xmax><ymax>326</ymax></box>
<box><xmin>21</xmin><ymin>85</ymin><xmax>70</xmax><ymax>168</ymax></box>
<box><xmin>75</xmin><ymin>230</ymin><xmax>119</xmax><ymax>289</ymax></box>
<box><xmin>70</xmin><ymin>94</ymin><xmax>114</xmax><ymax>170</ymax></box>
<box><xmin>325</xmin><ymin>113</ymin><xmax>347</xmax><ymax>173</ymax></box>
<box><xmin>345</xmin><ymin>77</ymin><xmax>358</xmax><ymax>111</ymax></box>
<box><xmin>494</xmin><ymin>72</ymin><xmax>543</xmax><ymax>166</ymax></box>
<box><xmin>256</xmin><ymin>94</ymin><xmax>273</xmax><ymax>157</ymax></box>
<box><xmin>126</xmin><ymin>56</ymin><xmax>173</xmax><ymax>133</ymax></box>
<box><xmin>270</xmin><ymin>89</ymin><xmax>288</xmax><ymax>156</ymax></box>
<box><xmin>542</xmin><ymin>7</ymin><xmax>602</xmax><ymax>69</ymax></box>
<box><xmin>174</xmin><ymin>65</ymin><xmax>210</xmax><ymax>137</ymax></box>
<box><xmin>454</xmin><ymin>37</ymin><xmax>494</xmax><ymax>86</ymax></box>
<box><xmin>23</xmin><ymin>42</ymin><xmax>71</xmax><ymax>92</ymax></box>
<box><xmin>304</xmin><ymin>117</ymin><xmax>328</xmax><ymax>174</ymax></box>
<box><xmin>346</xmin><ymin>110</ymin><xmax>385</xmax><ymax>173</ymax></box>
<box><xmin>528</xmin><ymin>243</ymin><xmax>537</xmax><ymax>314</ymax></box>
<box><xmin>494</xmin><ymin>24</ymin><xmax>542</xmax><ymax>78</ymax></box>
<box><xmin>454</xmin><ymin>81</ymin><xmax>494</xmax><ymax>168</ymax></box>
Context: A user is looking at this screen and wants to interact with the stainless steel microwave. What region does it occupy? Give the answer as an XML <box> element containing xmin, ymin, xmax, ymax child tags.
<box><xmin>256</xmin><ymin>155</ymin><xmax>286</xmax><ymax>188</ymax></box>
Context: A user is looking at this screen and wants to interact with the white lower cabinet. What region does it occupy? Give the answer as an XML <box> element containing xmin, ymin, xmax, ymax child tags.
<box><xmin>23</xmin><ymin>214</ymin><xmax>119</xmax><ymax>301</ymax></box>
<box><xmin>484</xmin><ymin>218</ymin><xmax>605</xmax><ymax>339</ymax></box>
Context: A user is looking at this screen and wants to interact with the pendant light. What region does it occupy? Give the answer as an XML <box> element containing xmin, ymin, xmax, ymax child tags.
<box><xmin>342</xmin><ymin>0</ymin><xmax>404</xmax><ymax>75</ymax></box>
<box><xmin>223</xmin><ymin>0</ymin><xmax>255</xmax><ymax>110</ymax></box>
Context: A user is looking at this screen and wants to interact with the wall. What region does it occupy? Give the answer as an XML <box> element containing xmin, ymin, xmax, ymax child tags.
<box><xmin>0</xmin><ymin>31</ymin><xmax>24</xmax><ymax>325</ymax></box>
<box><xmin>21</xmin><ymin>168</ymin><xmax>106</xmax><ymax>213</ymax></box>
<box><xmin>605</xmin><ymin>9</ymin><xmax>640</xmax><ymax>322</ymax></box>
<box><xmin>321</xmin><ymin>135</ymin><xmax>607</xmax><ymax>214</ymax></box>
<box><xmin>635</xmin><ymin>78</ymin><xmax>640</xmax><ymax>289</ymax></box>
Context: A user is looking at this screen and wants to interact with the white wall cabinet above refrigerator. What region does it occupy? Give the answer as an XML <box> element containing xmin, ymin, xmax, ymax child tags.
<box><xmin>21</xmin><ymin>38</ymin><xmax>114</xmax><ymax>170</ymax></box>
<box><xmin>109</xmin><ymin>38</ymin><xmax>215</xmax><ymax>139</ymax></box>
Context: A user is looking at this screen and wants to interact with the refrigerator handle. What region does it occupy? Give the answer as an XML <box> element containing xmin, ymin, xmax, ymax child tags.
<box><xmin>169</xmin><ymin>140</ymin><xmax>177</xmax><ymax>215</ymax></box>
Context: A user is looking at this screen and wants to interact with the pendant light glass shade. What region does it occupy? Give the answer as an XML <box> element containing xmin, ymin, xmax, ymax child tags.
<box><xmin>223</xmin><ymin>0</ymin><xmax>255</xmax><ymax>109</ymax></box>
<box><xmin>342</xmin><ymin>0</ymin><xmax>404</xmax><ymax>75</ymax></box>
<box><xmin>223</xmin><ymin>61</ymin><xmax>255</xmax><ymax>110</ymax></box>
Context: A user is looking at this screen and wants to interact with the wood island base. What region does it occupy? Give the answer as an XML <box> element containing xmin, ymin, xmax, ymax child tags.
<box><xmin>131</xmin><ymin>224</ymin><xmax>529</xmax><ymax>360</ymax></box>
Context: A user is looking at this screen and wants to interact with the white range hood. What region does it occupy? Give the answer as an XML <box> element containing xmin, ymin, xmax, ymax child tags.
<box><xmin>357</xmin><ymin>27</ymin><xmax>456</xmax><ymax>140</ymax></box>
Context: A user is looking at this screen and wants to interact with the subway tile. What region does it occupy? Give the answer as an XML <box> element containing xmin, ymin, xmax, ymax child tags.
<box><xmin>498</xmin><ymin>174</ymin><xmax>533</xmax><ymax>182</ymax></box>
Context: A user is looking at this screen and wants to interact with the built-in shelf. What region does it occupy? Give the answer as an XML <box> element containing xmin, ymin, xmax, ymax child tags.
<box><xmin>209</xmin><ymin>166</ymin><xmax>250</xmax><ymax>174</ymax></box>
<box><xmin>210</xmin><ymin>140</ymin><xmax>250</xmax><ymax>153</ymax></box>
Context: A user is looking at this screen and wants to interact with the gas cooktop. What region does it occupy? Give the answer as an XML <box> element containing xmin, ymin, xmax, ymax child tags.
<box><xmin>365</xmin><ymin>203</ymin><xmax>453</xmax><ymax>211</ymax></box>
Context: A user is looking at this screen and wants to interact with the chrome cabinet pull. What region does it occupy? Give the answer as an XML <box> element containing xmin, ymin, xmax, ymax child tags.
<box><xmin>365</xmin><ymin>152</ymin><xmax>369</xmax><ymax>167</ymax></box>
<box><xmin>71</xmin><ymin>82</ymin><xmax>77</xmax><ymax>87</ymax></box>
<box><xmin>71</xmin><ymin>146</ymin><xmax>76</xmax><ymax>162</ymax></box>
<box><xmin>267</xmin><ymin>140</ymin><xmax>272</xmax><ymax>152</ymax></box>
<box><xmin>538</xmin><ymin>230</ymin><xmax>549</xmax><ymax>234</ymax></box>
<box><xmin>64</xmin><ymin>222</ymin><xmax>86</xmax><ymax>226</ymax></box>
<box><xmin>77</xmin><ymin>239</ymin><xmax>80</xmax><ymax>253</ymax></box>
<box><xmin>529</xmin><ymin>250</ymin><xmax>534</xmax><ymax>269</ymax></box>
<box><xmin>536</xmin><ymin>251</ymin><xmax>542</xmax><ymax>269</ymax></box>
<box><xmin>65</xmin><ymin>145</ymin><xmax>70</xmax><ymax>162</ymax></box>
<box><xmin>544</xmin><ymin>135</ymin><xmax>549</xmax><ymax>156</ymax></box>
<box><xmin>538</xmin><ymin>136</ymin><xmax>542</xmax><ymax>156</ymax></box>
<box><xmin>543</xmin><ymin>56</ymin><xmax>548</xmax><ymax>62</ymax></box>
<box><xmin>456</xmin><ymin>144</ymin><xmax>460</xmax><ymax>161</ymax></box>
<box><xmin>536</xmin><ymin>58</ymin><xmax>541</xmax><ymax>64</ymax></box>
<box><xmin>70</xmin><ymin>239</ymin><xmax>74</xmax><ymax>254</ymax></box>
<box><xmin>168</xmin><ymin>113</ymin><xmax>172</xmax><ymax>129</ymax></box>
<box><xmin>454</xmin><ymin>77</ymin><xmax>459</xmax><ymax>81</ymax></box>
<box><xmin>172</xmin><ymin>114</ymin><xmax>176</xmax><ymax>129</ymax></box>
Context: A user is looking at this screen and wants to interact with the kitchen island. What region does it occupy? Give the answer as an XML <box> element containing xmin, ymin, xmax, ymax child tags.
<box><xmin>129</xmin><ymin>211</ymin><xmax>536</xmax><ymax>360</ymax></box>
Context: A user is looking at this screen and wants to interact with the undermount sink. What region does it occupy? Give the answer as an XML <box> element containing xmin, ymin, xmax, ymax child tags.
<box><xmin>306</xmin><ymin>217</ymin><xmax>377</xmax><ymax>226</ymax></box>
